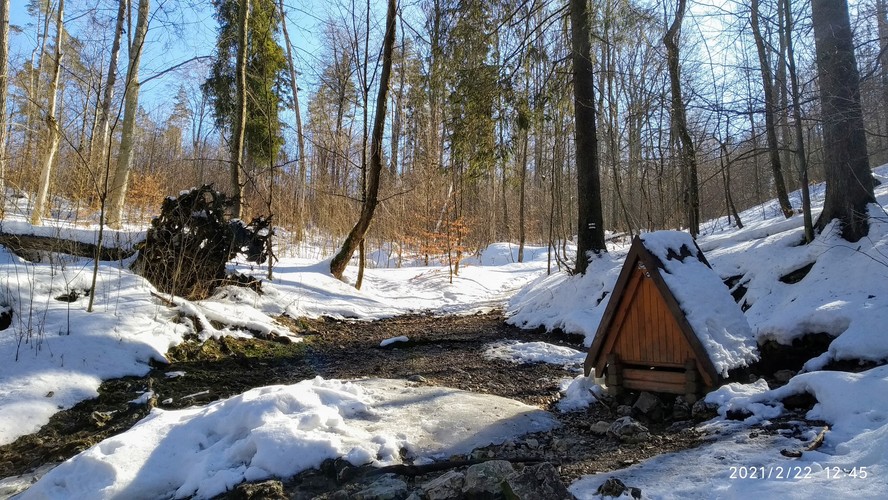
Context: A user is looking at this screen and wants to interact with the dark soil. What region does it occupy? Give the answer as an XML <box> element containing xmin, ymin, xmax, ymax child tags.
<box><xmin>0</xmin><ymin>311</ymin><xmax>709</xmax><ymax>497</ymax></box>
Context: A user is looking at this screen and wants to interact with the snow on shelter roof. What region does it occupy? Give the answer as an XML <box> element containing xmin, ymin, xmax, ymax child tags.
<box><xmin>638</xmin><ymin>231</ymin><xmax>758</xmax><ymax>376</ymax></box>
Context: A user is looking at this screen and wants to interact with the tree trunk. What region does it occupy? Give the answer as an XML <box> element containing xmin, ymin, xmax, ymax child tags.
<box><xmin>811</xmin><ymin>0</ymin><xmax>875</xmax><ymax>241</ymax></box>
<box><xmin>0</xmin><ymin>0</ymin><xmax>8</xmax><ymax>217</ymax></box>
<box><xmin>277</xmin><ymin>0</ymin><xmax>308</xmax><ymax>227</ymax></box>
<box><xmin>231</xmin><ymin>0</ymin><xmax>250</xmax><ymax>219</ymax></box>
<box><xmin>664</xmin><ymin>0</ymin><xmax>700</xmax><ymax>237</ymax></box>
<box><xmin>517</xmin><ymin>122</ymin><xmax>528</xmax><ymax>263</ymax></box>
<box><xmin>107</xmin><ymin>0</ymin><xmax>150</xmax><ymax>229</ymax></box>
<box><xmin>719</xmin><ymin>141</ymin><xmax>743</xmax><ymax>228</ymax></box>
<box><xmin>90</xmin><ymin>0</ymin><xmax>127</xmax><ymax>185</ymax></box>
<box><xmin>30</xmin><ymin>0</ymin><xmax>64</xmax><ymax>226</ymax></box>
<box><xmin>751</xmin><ymin>0</ymin><xmax>794</xmax><ymax>218</ymax></box>
<box><xmin>330</xmin><ymin>0</ymin><xmax>396</xmax><ymax>281</ymax></box>
<box><xmin>782</xmin><ymin>0</ymin><xmax>813</xmax><ymax>243</ymax></box>
<box><xmin>878</xmin><ymin>0</ymin><xmax>888</xmax><ymax>161</ymax></box>
<box><xmin>570</xmin><ymin>0</ymin><xmax>606</xmax><ymax>274</ymax></box>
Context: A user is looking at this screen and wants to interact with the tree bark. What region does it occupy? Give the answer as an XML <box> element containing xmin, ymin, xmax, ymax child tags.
<box><xmin>330</xmin><ymin>0</ymin><xmax>396</xmax><ymax>281</ymax></box>
<box><xmin>570</xmin><ymin>0</ymin><xmax>606</xmax><ymax>274</ymax></box>
<box><xmin>0</xmin><ymin>0</ymin><xmax>9</xmax><ymax>217</ymax></box>
<box><xmin>107</xmin><ymin>0</ymin><xmax>151</xmax><ymax>229</ymax></box>
<box><xmin>30</xmin><ymin>0</ymin><xmax>64</xmax><ymax>226</ymax></box>
<box><xmin>231</xmin><ymin>0</ymin><xmax>250</xmax><ymax>219</ymax></box>
<box><xmin>664</xmin><ymin>0</ymin><xmax>700</xmax><ymax>237</ymax></box>
<box><xmin>811</xmin><ymin>0</ymin><xmax>875</xmax><ymax>241</ymax></box>
<box><xmin>878</xmin><ymin>0</ymin><xmax>888</xmax><ymax>159</ymax></box>
<box><xmin>750</xmin><ymin>0</ymin><xmax>794</xmax><ymax>218</ymax></box>
<box><xmin>277</xmin><ymin>0</ymin><xmax>308</xmax><ymax>228</ymax></box>
<box><xmin>782</xmin><ymin>0</ymin><xmax>813</xmax><ymax>243</ymax></box>
<box><xmin>90</xmin><ymin>0</ymin><xmax>127</xmax><ymax>184</ymax></box>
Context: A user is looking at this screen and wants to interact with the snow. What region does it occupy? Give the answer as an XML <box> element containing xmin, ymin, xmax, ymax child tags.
<box><xmin>484</xmin><ymin>340</ymin><xmax>586</xmax><ymax>370</ymax></box>
<box><xmin>380</xmin><ymin>336</ymin><xmax>409</xmax><ymax>347</ymax></box>
<box><xmin>557</xmin><ymin>374</ymin><xmax>604</xmax><ymax>413</ymax></box>
<box><xmin>506</xmin><ymin>250</ymin><xmax>623</xmax><ymax>342</ymax></box>
<box><xmin>20</xmin><ymin>377</ymin><xmax>557</xmax><ymax>500</ymax></box>
<box><xmin>640</xmin><ymin>231</ymin><xmax>758</xmax><ymax>376</ymax></box>
<box><xmin>0</xmin><ymin>248</ymin><xmax>188</xmax><ymax>446</ymax></box>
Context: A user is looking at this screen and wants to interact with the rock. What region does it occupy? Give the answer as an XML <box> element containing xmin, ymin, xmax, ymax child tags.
<box><xmin>666</xmin><ymin>420</ymin><xmax>692</xmax><ymax>432</ymax></box>
<box><xmin>230</xmin><ymin>480</ymin><xmax>286</xmax><ymax>499</ymax></box>
<box><xmin>672</xmin><ymin>396</ymin><xmax>691</xmax><ymax>420</ymax></box>
<box><xmin>691</xmin><ymin>399</ymin><xmax>718</xmax><ymax>419</ymax></box>
<box><xmin>726</xmin><ymin>408</ymin><xmax>753</xmax><ymax>421</ymax></box>
<box><xmin>463</xmin><ymin>460</ymin><xmax>515</xmax><ymax>497</ymax></box>
<box><xmin>590</xmin><ymin>421</ymin><xmax>611</xmax><ymax>435</ymax></box>
<box><xmin>595</xmin><ymin>478</ymin><xmax>641</xmax><ymax>498</ymax></box>
<box><xmin>408</xmin><ymin>374</ymin><xmax>427</xmax><ymax>383</ymax></box>
<box><xmin>423</xmin><ymin>470</ymin><xmax>466</xmax><ymax>500</ymax></box>
<box><xmin>616</xmin><ymin>405</ymin><xmax>633</xmax><ymax>417</ymax></box>
<box><xmin>353</xmin><ymin>474</ymin><xmax>409</xmax><ymax>500</ymax></box>
<box><xmin>608</xmin><ymin>416</ymin><xmax>648</xmax><ymax>441</ymax></box>
<box><xmin>774</xmin><ymin>369</ymin><xmax>795</xmax><ymax>384</ymax></box>
<box><xmin>633</xmin><ymin>392</ymin><xmax>662</xmax><ymax>416</ymax></box>
<box><xmin>596</xmin><ymin>477</ymin><xmax>627</xmax><ymax>497</ymax></box>
<box><xmin>502</xmin><ymin>462</ymin><xmax>572</xmax><ymax>500</ymax></box>
<box><xmin>525</xmin><ymin>438</ymin><xmax>539</xmax><ymax>449</ymax></box>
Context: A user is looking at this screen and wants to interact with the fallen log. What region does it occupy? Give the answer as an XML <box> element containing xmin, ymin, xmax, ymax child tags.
<box><xmin>0</xmin><ymin>232</ymin><xmax>138</xmax><ymax>262</ymax></box>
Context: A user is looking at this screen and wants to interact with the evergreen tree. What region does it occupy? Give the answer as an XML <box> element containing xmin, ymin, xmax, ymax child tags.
<box><xmin>204</xmin><ymin>0</ymin><xmax>286</xmax><ymax>171</ymax></box>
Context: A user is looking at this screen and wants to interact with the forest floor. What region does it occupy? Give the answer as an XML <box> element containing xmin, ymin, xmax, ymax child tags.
<box><xmin>0</xmin><ymin>312</ymin><xmax>709</xmax><ymax>498</ymax></box>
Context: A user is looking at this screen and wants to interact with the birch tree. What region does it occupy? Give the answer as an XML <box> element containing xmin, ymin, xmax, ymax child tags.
<box><xmin>277</xmin><ymin>0</ymin><xmax>307</xmax><ymax>224</ymax></box>
<box><xmin>107</xmin><ymin>0</ymin><xmax>151</xmax><ymax>229</ymax></box>
<box><xmin>30</xmin><ymin>0</ymin><xmax>63</xmax><ymax>225</ymax></box>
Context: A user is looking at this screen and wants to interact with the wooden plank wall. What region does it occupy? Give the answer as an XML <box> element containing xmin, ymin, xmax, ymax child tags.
<box><xmin>611</xmin><ymin>267</ymin><xmax>694</xmax><ymax>368</ymax></box>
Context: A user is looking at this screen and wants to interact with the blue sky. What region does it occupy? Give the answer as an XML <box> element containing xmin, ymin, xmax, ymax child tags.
<box><xmin>7</xmin><ymin>0</ymin><xmax>326</xmax><ymax>122</ymax></box>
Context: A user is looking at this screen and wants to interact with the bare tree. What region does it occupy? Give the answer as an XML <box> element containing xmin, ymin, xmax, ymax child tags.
<box><xmin>812</xmin><ymin>0</ymin><xmax>875</xmax><ymax>241</ymax></box>
<box><xmin>330</xmin><ymin>0</ymin><xmax>397</xmax><ymax>281</ymax></box>
<box><xmin>30</xmin><ymin>0</ymin><xmax>64</xmax><ymax>226</ymax></box>
<box><xmin>750</xmin><ymin>0</ymin><xmax>793</xmax><ymax>218</ymax></box>
<box><xmin>107</xmin><ymin>0</ymin><xmax>151</xmax><ymax>229</ymax></box>
<box><xmin>781</xmin><ymin>0</ymin><xmax>813</xmax><ymax>242</ymax></box>
<box><xmin>91</xmin><ymin>0</ymin><xmax>127</xmax><ymax>184</ymax></box>
<box><xmin>277</xmin><ymin>0</ymin><xmax>308</xmax><ymax>226</ymax></box>
<box><xmin>0</xmin><ymin>0</ymin><xmax>9</xmax><ymax>217</ymax></box>
<box><xmin>663</xmin><ymin>0</ymin><xmax>700</xmax><ymax>237</ymax></box>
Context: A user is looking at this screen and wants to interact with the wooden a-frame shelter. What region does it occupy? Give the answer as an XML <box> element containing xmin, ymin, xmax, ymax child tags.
<box><xmin>583</xmin><ymin>233</ymin><xmax>750</xmax><ymax>402</ymax></box>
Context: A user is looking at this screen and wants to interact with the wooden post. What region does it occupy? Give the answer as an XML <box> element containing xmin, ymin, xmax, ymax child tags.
<box><xmin>607</xmin><ymin>353</ymin><xmax>623</xmax><ymax>396</ymax></box>
<box><xmin>684</xmin><ymin>358</ymin><xmax>699</xmax><ymax>404</ymax></box>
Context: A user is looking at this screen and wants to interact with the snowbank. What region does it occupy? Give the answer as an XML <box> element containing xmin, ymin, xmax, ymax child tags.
<box><xmin>0</xmin><ymin>248</ymin><xmax>188</xmax><ymax>446</ymax></box>
<box><xmin>22</xmin><ymin>378</ymin><xmax>557</xmax><ymax>499</ymax></box>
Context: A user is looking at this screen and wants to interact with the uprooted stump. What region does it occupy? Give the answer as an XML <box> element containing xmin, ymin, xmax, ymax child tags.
<box><xmin>131</xmin><ymin>186</ymin><xmax>271</xmax><ymax>300</ymax></box>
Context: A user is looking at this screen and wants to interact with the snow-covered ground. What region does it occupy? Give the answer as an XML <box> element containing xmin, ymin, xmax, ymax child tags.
<box><xmin>19</xmin><ymin>378</ymin><xmax>557</xmax><ymax>499</ymax></box>
<box><xmin>2</xmin><ymin>166</ymin><xmax>888</xmax><ymax>498</ymax></box>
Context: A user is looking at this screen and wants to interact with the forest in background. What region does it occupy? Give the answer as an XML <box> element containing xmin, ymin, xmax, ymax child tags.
<box><xmin>1</xmin><ymin>0</ymin><xmax>886</xmax><ymax>270</ymax></box>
